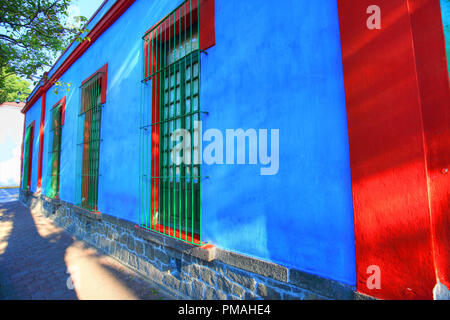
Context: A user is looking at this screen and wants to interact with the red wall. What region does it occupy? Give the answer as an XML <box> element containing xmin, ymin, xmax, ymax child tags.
<box><xmin>337</xmin><ymin>0</ymin><xmax>450</xmax><ymax>299</ymax></box>
<box><xmin>408</xmin><ymin>0</ymin><xmax>450</xmax><ymax>292</ymax></box>
<box><xmin>36</xmin><ymin>92</ymin><xmax>46</xmax><ymax>192</ymax></box>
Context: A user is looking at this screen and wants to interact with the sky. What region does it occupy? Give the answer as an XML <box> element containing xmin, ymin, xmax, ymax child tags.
<box><xmin>0</xmin><ymin>0</ymin><xmax>105</xmax><ymax>187</ymax></box>
<box><xmin>35</xmin><ymin>0</ymin><xmax>106</xmax><ymax>77</ymax></box>
<box><xmin>8</xmin><ymin>0</ymin><xmax>107</xmax><ymax>87</ymax></box>
<box><xmin>69</xmin><ymin>0</ymin><xmax>106</xmax><ymax>24</ymax></box>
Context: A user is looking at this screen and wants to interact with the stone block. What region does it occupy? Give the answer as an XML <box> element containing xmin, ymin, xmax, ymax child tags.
<box><xmin>127</xmin><ymin>235</ymin><xmax>135</xmax><ymax>252</ymax></box>
<box><xmin>190</xmin><ymin>279</ymin><xmax>205</xmax><ymax>299</ymax></box>
<box><xmin>215</xmin><ymin>274</ymin><xmax>233</xmax><ymax>293</ymax></box>
<box><xmin>289</xmin><ymin>268</ymin><xmax>355</xmax><ymax>300</ymax></box>
<box><xmin>135</xmin><ymin>240</ymin><xmax>144</xmax><ymax>255</ymax></box>
<box><xmin>204</xmin><ymin>285</ymin><xmax>227</xmax><ymax>300</ymax></box>
<box><xmin>225</xmin><ymin>267</ymin><xmax>256</xmax><ymax>291</ymax></box>
<box><xmin>231</xmin><ymin>284</ymin><xmax>245</xmax><ymax>298</ymax></box>
<box><xmin>163</xmin><ymin>273</ymin><xmax>181</xmax><ymax>291</ymax></box>
<box><xmin>179</xmin><ymin>281</ymin><xmax>191</xmax><ymax>297</ymax></box>
<box><xmin>128</xmin><ymin>252</ymin><xmax>139</xmax><ymax>269</ymax></box>
<box><xmin>217</xmin><ymin>249</ymin><xmax>288</xmax><ymax>282</ymax></box>
<box><xmin>200</xmin><ymin>267</ymin><xmax>216</xmax><ymax>287</ymax></box>
<box><xmin>119</xmin><ymin>233</ymin><xmax>128</xmax><ymax>245</ymax></box>
<box><xmin>256</xmin><ymin>283</ymin><xmax>282</xmax><ymax>300</ymax></box>
<box><xmin>166</xmin><ymin>247</ymin><xmax>183</xmax><ymax>261</ymax></box>
<box><xmin>133</xmin><ymin>227</ymin><xmax>165</xmax><ymax>246</ymax></box>
<box><xmin>154</xmin><ymin>248</ymin><xmax>170</xmax><ymax>265</ymax></box>
<box><xmin>144</xmin><ymin>243</ymin><xmax>155</xmax><ymax>260</ymax></box>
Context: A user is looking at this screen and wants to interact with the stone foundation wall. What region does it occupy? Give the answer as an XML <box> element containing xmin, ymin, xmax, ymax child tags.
<box><xmin>19</xmin><ymin>190</ymin><xmax>358</xmax><ymax>300</ymax></box>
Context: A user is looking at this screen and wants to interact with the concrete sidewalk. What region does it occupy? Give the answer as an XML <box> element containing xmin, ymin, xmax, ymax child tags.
<box><xmin>0</xmin><ymin>200</ymin><xmax>174</xmax><ymax>300</ymax></box>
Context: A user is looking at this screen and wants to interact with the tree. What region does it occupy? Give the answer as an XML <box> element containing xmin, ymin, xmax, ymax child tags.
<box><xmin>0</xmin><ymin>68</ymin><xmax>31</xmax><ymax>104</ymax></box>
<box><xmin>0</xmin><ymin>0</ymin><xmax>89</xmax><ymax>85</ymax></box>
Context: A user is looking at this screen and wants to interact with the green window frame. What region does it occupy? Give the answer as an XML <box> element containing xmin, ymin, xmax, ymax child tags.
<box><xmin>140</xmin><ymin>0</ymin><xmax>205</xmax><ymax>245</ymax></box>
<box><xmin>75</xmin><ymin>69</ymin><xmax>105</xmax><ymax>212</ymax></box>
<box><xmin>46</xmin><ymin>99</ymin><xmax>65</xmax><ymax>199</ymax></box>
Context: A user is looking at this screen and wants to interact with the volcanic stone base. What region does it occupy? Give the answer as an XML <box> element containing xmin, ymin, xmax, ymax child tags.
<box><xmin>20</xmin><ymin>190</ymin><xmax>357</xmax><ymax>300</ymax></box>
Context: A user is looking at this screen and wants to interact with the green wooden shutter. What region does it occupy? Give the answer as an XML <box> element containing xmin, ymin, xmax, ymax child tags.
<box><xmin>22</xmin><ymin>124</ymin><xmax>33</xmax><ymax>190</ymax></box>
<box><xmin>46</xmin><ymin>103</ymin><xmax>63</xmax><ymax>198</ymax></box>
<box><xmin>75</xmin><ymin>75</ymin><xmax>103</xmax><ymax>211</ymax></box>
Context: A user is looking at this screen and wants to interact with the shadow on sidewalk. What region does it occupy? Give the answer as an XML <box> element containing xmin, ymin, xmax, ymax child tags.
<box><xmin>0</xmin><ymin>201</ymin><xmax>77</xmax><ymax>299</ymax></box>
<box><xmin>0</xmin><ymin>200</ymin><xmax>171</xmax><ymax>300</ymax></box>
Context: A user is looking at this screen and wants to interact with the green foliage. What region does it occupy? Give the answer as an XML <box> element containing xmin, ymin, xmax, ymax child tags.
<box><xmin>0</xmin><ymin>68</ymin><xmax>32</xmax><ymax>104</ymax></box>
<box><xmin>52</xmin><ymin>79</ymin><xmax>72</xmax><ymax>95</ymax></box>
<box><xmin>0</xmin><ymin>0</ymin><xmax>88</xmax><ymax>85</ymax></box>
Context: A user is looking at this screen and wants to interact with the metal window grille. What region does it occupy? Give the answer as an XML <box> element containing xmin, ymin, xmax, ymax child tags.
<box><xmin>46</xmin><ymin>102</ymin><xmax>63</xmax><ymax>198</ymax></box>
<box><xmin>22</xmin><ymin>123</ymin><xmax>34</xmax><ymax>190</ymax></box>
<box><xmin>140</xmin><ymin>0</ymin><xmax>205</xmax><ymax>245</ymax></box>
<box><xmin>75</xmin><ymin>73</ymin><xmax>103</xmax><ymax>211</ymax></box>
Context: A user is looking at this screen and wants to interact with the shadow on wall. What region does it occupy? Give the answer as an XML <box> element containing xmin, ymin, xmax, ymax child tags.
<box><xmin>338</xmin><ymin>0</ymin><xmax>446</xmax><ymax>299</ymax></box>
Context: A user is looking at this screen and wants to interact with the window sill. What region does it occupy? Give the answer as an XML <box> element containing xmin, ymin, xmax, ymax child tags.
<box><xmin>134</xmin><ymin>225</ymin><xmax>216</xmax><ymax>262</ymax></box>
<box><xmin>72</xmin><ymin>205</ymin><xmax>102</xmax><ymax>221</ymax></box>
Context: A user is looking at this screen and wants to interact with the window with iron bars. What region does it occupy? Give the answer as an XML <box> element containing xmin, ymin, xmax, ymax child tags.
<box><xmin>75</xmin><ymin>69</ymin><xmax>106</xmax><ymax>212</ymax></box>
<box><xmin>22</xmin><ymin>122</ymin><xmax>35</xmax><ymax>191</ymax></box>
<box><xmin>140</xmin><ymin>0</ymin><xmax>209</xmax><ymax>245</ymax></box>
<box><xmin>46</xmin><ymin>98</ymin><xmax>65</xmax><ymax>199</ymax></box>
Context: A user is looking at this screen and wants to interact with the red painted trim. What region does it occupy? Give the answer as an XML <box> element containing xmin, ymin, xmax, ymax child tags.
<box><xmin>36</xmin><ymin>92</ymin><xmax>46</xmax><ymax>192</ymax></box>
<box><xmin>134</xmin><ymin>225</ymin><xmax>202</xmax><ymax>246</ymax></box>
<box><xmin>81</xmin><ymin>63</ymin><xmax>108</xmax><ymax>105</ymax></box>
<box><xmin>150</xmin><ymin>47</ymin><xmax>161</xmax><ymax>227</ymax></box>
<box><xmin>19</xmin><ymin>113</ymin><xmax>26</xmax><ymax>188</ymax></box>
<box><xmin>22</xmin><ymin>0</ymin><xmax>134</xmax><ymax>113</ymax></box>
<box><xmin>35</xmin><ymin>95</ymin><xmax>67</xmax><ymax>194</ymax></box>
<box><xmin>73</xmin><ymin>205</ymin><xmax>101</xmax><ymax>215</ymax></box>
<box><xmin>143</xmin><ymin>0</ymin><xmax>199</xmax><ymax>37</ymax></box>
<box><xmin>57</xmin><ymin>96</ymin><xmax>67</xmax><ymax>126</ymax></box>
<box><xmin>49</xmin><ymin>96</ymin><xmax>67</xmax><ymax>125</ymax></box>
<box><xmin>407</xmin><ymin>0</ymin><xmax>450</xmax><ymax>290</ymax></box>
<box><xmin>337</xmin><ymin>0</ymin><xmax>448</xmax><ymax>299</ymax></box>
<box><xmin>155</xmin><ymin>224</ymin><xmax>200</xmax><ymax>244</ymax></box>
<box><xmin>143</xmin><ymin>0</ymin><xmax>215</xmax><ymax>79</ymax></box>
<box><xmin>199</xmin><ymin>0</ymin><xmax>215</xmax><ymax>50</ymax></box>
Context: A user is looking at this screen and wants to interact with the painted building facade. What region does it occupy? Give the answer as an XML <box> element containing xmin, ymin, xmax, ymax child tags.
<box><xmin>19</xmin><ymin>0</ymin><xmax>450</xmax><ymax>300</ymax></box>
<box><xmin>0</xmin><ymin>102</ymin><xmax>24</xmax><ymax>187</ymax></box>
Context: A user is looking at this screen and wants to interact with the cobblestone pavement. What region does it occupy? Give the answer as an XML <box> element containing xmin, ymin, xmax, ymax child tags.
<box><xmin>0</xmin><ymin>200</ymin><xmax>174</xmax><ymax>300</ymax></box>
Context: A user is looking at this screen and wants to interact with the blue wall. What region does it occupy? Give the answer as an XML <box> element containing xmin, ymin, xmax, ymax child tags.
<box><xmin>26</xmin><ymin>0</ymin><xmax>356</xmax><ymax>286</ymax></box>
<box><xmin>38</xmin><ymin>0</ymin><xmax>189</xmax><ymax>218</ymax></box>
<box><xmin>201</xmin><ymin>0</ymin><xmax>355</xmax><ymax>285</ymax></box>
